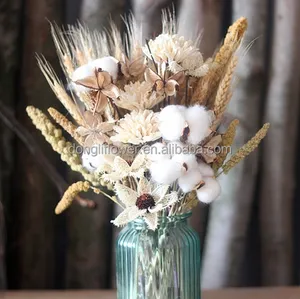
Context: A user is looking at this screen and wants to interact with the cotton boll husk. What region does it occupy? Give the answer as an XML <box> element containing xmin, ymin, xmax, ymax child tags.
<box><xmin>172</xmin><ymin>153</ymin><xmax>198</xmax><ymax>171</ymax></box>
<box><xmin>89</xmin><ymin>56</ymin><xmax>119</xmax><ymax>81</ymax></box>
<box><xmin>185</xmin><ymin>105</ymin><xmax>212</xmax><ymax>144</ymax></box>
<box><xmin>147</xmin><ymin>142</ymin><xmax>170</xmax><ymax>162</ymax></box>
<box><xmin>159</xmin><ymin>105</ymin><xmax>186</xmax><ymax>141</ymax></box>
<box><xmin>198</xmin><ymin>161</ymin><xmax>214</xmax><ymax>177</ymax></box>
<box><xmin>178</xmin><ymin>169</ymin><xmax>203</xmax><ymax>193</ymax></box>
<box><xmin>196</xmin><ymin>177</ymin><xmax>221</xmax><ymax>203</ymax></box>
<box><xmin>150</xmin><ymin>160</ymin><xmax>183</xmax><ymax>185</ymax></box>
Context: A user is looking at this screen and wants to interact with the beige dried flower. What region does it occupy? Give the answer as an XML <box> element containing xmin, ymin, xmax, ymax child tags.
<box><xmin>222</xmin><ymin>123</ymin><xmax>270</xmax><ymax>174</ymax></box>
<box><xmin>143</xmin><ymin>34</ymin><xmax>210</xmax><ymax>77</ymax></box>
<box><xmin>76</xmin><ymin>111</ymin><xmax>115</xmax><ymax>147</ymax></box>
<box><xmin>145</xmin><ymin>68</ymin><xmax>185</xmax><ymax>97</ymax></box>
<box><xmin>120</xmin><ymin>52</ymin><xmax>146</xmax><ymax>78</ymax></box>
<box><xmin>111</xmin><ymin>110</ymin><xmax>161</xmax><ymax>145</ymax></box>
<box><xmin>55</xmin><ymin>181</ymin><xmax>90</xmax><ymax>214</ymax></box>
<box><xmin>74</xmin><ymin>70</ymin><xmax>119</xmax><ymax>113</ymax></box>
<box><xmin>114</xmin><ymin>81</ymin><xmax>163</xmax><ymax>112</ymax></box>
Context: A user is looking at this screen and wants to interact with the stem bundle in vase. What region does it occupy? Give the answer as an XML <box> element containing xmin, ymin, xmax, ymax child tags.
<box><xmin>27</xmin><ymin>12</ymin><xmax>269</xmax><ymax>299</ymax></box>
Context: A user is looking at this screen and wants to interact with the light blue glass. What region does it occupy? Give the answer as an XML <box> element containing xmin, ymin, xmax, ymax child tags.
<box><xmin>116</xmin><ymin>212</ymin><xmax>201</xmax><ymax>299</ymax></box>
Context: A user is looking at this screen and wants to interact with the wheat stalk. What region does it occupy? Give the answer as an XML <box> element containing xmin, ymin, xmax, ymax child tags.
<box><xmin>48</xmin><ymin>107</ymin><xmax>84</xmax><ymax>145</ymax></box>
<box><xmin>222</xmin><ymin>123</ymin><xmax>270</xmax><ymax>174</ymax></box>
<box><xmin>36</xmin><ymin>56</ymin><xmax>84</xmax><ymax>125</ymax></box>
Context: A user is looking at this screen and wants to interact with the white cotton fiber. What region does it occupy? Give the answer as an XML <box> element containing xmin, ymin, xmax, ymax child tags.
<box><xmin>147</xmin><ymin>142</ymin><xmax>170</xmax><ymax>162</ymax></box>
<box><xmin>150</xmin><ymin>160</ymin><xmax>183</xmax><ymax>185</ymax></box>
<box><xmin>196</xmin><ymin>177</ymin><xmax>221</xmax><ymax>203</ymax></box>
<box><xmin>166</xmin><ymin>141</ymin><xmax>184</xmax><ymax>157</ymax></box>
<box><xmin>178</xmin><ymin>169</ymin><xmax>203</xmax><ymax>193</ymax></box>
<box><xmin>82</xmin><ymin>151</ymin><xmax>106</xmax><ymax>172</ymax></box>
<box><xmin>172</xmin><ymin>153</ymin><xmax>198</xmax><ymax>171</ymax></box>
<box><xmin>158</xmin><ymin>105</ymin><xmax>187</xmax><ymax>141</ymax></box>
<box><xmin>185</xmin><ymin>105</ymin><xmax>211</xmax><ymax>144</ymax></box>
<box><xmin>89</xmin><ymin>56</ymin><xmax>119</xmax><ymax>81</ymax></box>
<box><xmin>198</xmin><ymin>161</ymin><xmax>214</xmax><ymax>177</ymax></box>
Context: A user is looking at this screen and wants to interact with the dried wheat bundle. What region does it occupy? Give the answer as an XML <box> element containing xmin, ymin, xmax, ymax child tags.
<box><xmin>27</xmin><ymin>13</ymin><xmax>269</xmax><ymax>230</ymax></box>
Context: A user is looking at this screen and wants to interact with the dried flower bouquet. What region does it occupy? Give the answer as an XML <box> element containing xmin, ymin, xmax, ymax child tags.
<box><xmin>27</xmin><ymin>13</ymin><xmax>269</xmax><ymax>231</ymax></box>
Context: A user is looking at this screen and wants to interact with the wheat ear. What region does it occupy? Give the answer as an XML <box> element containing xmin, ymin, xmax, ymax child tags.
<box><xmin>222</xmin><ymin>123</ymin><xmax>270</xmax><ymax>174</ymax></box>
<box><xmin>36</xmin><ymin>56</ymin><xmax>84</xmax><ymax>125</ymax></box>
<box><xmin>213</xmin><ymin>56</ymin><xmax>238</xmax><ymax>116</ymax></box>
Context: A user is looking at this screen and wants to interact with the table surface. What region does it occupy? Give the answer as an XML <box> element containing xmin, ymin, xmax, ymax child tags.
<box><xmin>3</xmin><ymin>288</ymin><xmax>300</xmax><ymax>299</ymax></box>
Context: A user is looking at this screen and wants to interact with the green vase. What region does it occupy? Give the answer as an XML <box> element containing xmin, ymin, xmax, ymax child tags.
<box><xmin>116</xmin><ymin>212</ymin><xmax>201</xmax><ymax>299</ymax></box>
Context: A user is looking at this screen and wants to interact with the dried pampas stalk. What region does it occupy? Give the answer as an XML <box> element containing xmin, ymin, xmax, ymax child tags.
<box><xmin>26</xmin><ymin>106</ymin><xmax>99</xmax><ymax>185</ymax></box>
<box><xmin>213</xmin><ymin>56</ymin><xmax>238</xmax><ymax>115</ymax></box>
<box><xmin>48</xmin><ymin>107</ymin><xmax>84</xmax><ymax>145</ymax></box>
<box><xmin>222</xmin><ymin>123</ymin><xmax>270</xmax><ymax>174</ymax></box>
<box><xmin>213</xmin><ymin>119</ymin><xmax>239</xmax><ymax>172</ymax></box>
<box><xmin>191</xmin><ymin>17</ymin><xmax>247</xmax><ymax>105</ymax></box>
<box><xmin>55</xmin><ymin>181</ymin><xmax>91</xmax><ymax>214</ymax></box>
<box><xmin>36</xmin><ymin>56</ymin><xmax>84</xmax><ymax>125</ymax></box>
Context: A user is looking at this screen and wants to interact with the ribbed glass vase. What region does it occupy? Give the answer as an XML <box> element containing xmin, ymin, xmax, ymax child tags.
<box><xmin>116</xmin><ymin>212</ymin><xmax>201</xmax><ymax>299</ymax></box>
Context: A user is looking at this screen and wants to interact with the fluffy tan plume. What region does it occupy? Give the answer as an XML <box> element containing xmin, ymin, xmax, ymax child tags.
<box><xmin>222</xmin><ymin>123</ymin><xmax>270</xmax><ymax>174</ymax></box>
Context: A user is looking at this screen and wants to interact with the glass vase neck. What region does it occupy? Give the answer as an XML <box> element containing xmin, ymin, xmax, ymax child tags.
<box><xmin>130</xmin><ymin>212</ymin><xmax>192</xmax><ymax>230</ymax></box>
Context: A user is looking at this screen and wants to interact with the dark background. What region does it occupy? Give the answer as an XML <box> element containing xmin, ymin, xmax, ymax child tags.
<box><xmin>1</xmin><ymin>0</ymin><xmax>300</xmax><ymax>290</ymax></box>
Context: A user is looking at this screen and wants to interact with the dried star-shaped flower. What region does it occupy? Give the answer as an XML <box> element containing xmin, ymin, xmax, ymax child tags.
<box><xmin>76</xmin><ymin>111</ymin><xmax>115</xmax><ymax>147</ymax></box>
<box><xmin>145</xmin><ymin>68</ymin><xmax>185</xmax><ymax>97</ymax></box>
<box><xmin>102</xmin><ymin>153</ymin><xmax>146</xmax><ymax>182</ymax></box>
<box><xmin>74</xmin><ymin>69</ymin><xmax>119</xmax><ymax>113</ymax></box>
<box><xmin>120</xmin><ymin>52</ymin><xmax>146</xmax><ymax>78</ymax></box>
<box><xmin>111</xmin><ymin>177</ymin><xmax>178</xmax><ymax>230</ymax></box>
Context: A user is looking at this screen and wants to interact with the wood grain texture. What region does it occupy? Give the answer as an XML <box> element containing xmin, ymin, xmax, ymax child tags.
<box><xmin>202</xmin><ymin>0</ymin><xmax>268</xmax><ymax>288</ymax></box>
<box><xmin>14</xmin><ymin>0</ymin><xmax>63</xmax><ymax>289</ymax></box>
<box><xmin>5</xmin><ymin>288</ymin><xmax>300</xmax><ymax>299</ymax></box>
<box><xmin>259</xmin><ymin>0</ymin><xmax>300</xmax><ymax>285</ymax></box>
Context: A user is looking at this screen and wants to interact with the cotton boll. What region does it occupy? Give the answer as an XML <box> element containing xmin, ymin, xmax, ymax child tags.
<box><xmin>185</xmin><ymin>105</ymin><xmax>212</xmax><ymax>144</ymax></box>
<box><xmin>159</xmin><ymin>105</ymin><xmax>186</xmax><ymax>141</ymax></box>
<box><xmin>147</xmin><ymin>142</ymin><xmax>170</xmax><ymax>161</ymax></box>
<box><xmin>71</xmin><ymin>63</ymin><xmax>94</xmax><ymax>92</ymax></box>
<box><xmin>178</xmin><ymin>169</ymin><xmax>203</xmax><ymax>193</ymax></box>
<box><xmin>150</xmin><ymin>160</ymin><xmax>183</xmax><ymax>185</ymax></box>
<box><xmin>82</xmin><ymin>152</ymin><xmax>106</xmax><ymax>172</ymax></box>
<box><xmin>90</xmin><ymin>56</ymin><xmax>119</xmax><ymax>81</ymax></box>
<box><xmin>198</xmin><ymin>161</ymin><xmax>214</xmax><ymax>177</ymax></box>
<box><xmin>196</xmin><ymin>177</ymin><xmax>221</xmax><ymax>203</ymax></box>
<box><xmin>166</xmin><ymin>141</ymin><xmax>184</xmax><ymax>157</ymax></box>
<box><xmin>172</xmin><ymin>153</ymin><xmax>198</xmax><ymax>171</ymax></box>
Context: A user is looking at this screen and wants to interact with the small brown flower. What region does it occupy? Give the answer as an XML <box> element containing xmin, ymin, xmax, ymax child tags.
<box><xmin>199</xmin><ymin>135</ymin><xmax>222</xmax><ymax>163</ymax></box>
<box><xmin>120</xmin><ymin>53</ymin><xmax>146</xmax><ymax>78</ymax></box>
<box><xmin>145</xmin><ymin>68</ymin><xmax>185</xmax><ymax>97</ymax></box>
<box><xmin>74</xmin><ymin>69</ymin><xmax>119</xmax><ymax>113</ymax></box>
<box><xmin>76</xmin><ymin>111</ymin><xmax>115</xmax><ymax>147</ymax></box>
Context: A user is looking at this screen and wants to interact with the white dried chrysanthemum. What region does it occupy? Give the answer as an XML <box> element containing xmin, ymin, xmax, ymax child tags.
<box><xmin>143</xmin><ymin>34</ymin><xmax>210</xmax><ymax>77</ymax></box>
<box><xmin>111</xmin><ymin>110</ymin><xmax>161</xmax><ymax>145</ymax></box>
<box><xmin>114</xmin><ymin>81</ymin><xmax>163</xmax><ymax>111</ymax></box>
<box><xmin>111</xmin><ymin>177</ymin><xmax>178</xmax><ymax>230</ymax></box>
